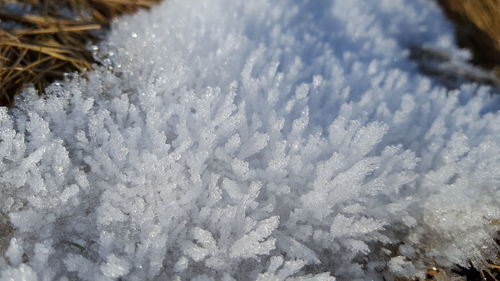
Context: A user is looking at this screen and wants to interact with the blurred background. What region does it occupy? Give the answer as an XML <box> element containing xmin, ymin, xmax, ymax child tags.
<box><xmin>0</xmin><ymin>0</ymin><xmax>499</xmax><ymax>106</ymax></box>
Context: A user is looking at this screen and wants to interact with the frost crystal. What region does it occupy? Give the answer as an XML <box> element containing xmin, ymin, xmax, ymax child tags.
<box><xmin>0</xmin><ymin>0</ymin><xmax>499</xmax><ymax>280</ymax></box>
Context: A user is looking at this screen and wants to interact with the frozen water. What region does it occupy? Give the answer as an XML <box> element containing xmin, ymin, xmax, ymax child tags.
<box><xmin>1</xmin><ymin>0</ymin><xmax>499</xmax><ymax>280</ymax></box>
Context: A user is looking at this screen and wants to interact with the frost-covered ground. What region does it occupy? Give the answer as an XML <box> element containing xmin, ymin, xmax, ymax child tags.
<box><xmin>1</xmin><ymin>0</ymin><xmax>500</xmax><ymax>280</ymax></box>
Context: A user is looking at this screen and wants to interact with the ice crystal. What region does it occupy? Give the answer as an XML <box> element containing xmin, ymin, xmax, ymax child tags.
<box><xmin>0</xmin><ymin>0</ymin><xmax>499</xmax><ymax>280</ymax></box>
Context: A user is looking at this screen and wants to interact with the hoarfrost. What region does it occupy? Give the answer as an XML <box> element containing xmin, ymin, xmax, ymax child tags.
<box><xmin>0</xmin><ymin>0</ymin><xmax>499</xmax><ymax>280</ymax></box>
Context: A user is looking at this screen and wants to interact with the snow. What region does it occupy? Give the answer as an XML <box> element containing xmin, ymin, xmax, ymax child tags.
<box><xmin>1</xmin><ymin>0</ymin><xmax>500</xmax><ymax>280</ymax></box>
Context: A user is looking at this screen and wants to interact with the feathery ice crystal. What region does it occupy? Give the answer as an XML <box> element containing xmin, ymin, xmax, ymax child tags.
<box><xmin>0</xmin><ymin>0</ymin><xmax>499</xmax><ymax>280</ymax></box>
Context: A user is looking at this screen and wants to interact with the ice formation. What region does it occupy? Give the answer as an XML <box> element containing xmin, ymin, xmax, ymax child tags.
<box><xmin>0</xmin><ymin>0</ymin><xmax>499</xmax><ymax>280</ymax></box>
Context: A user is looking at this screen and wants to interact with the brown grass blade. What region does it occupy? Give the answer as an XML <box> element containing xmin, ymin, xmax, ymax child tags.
<box><xmin>13</xmin><ymin>24</ymin><xmax>101</xmax><ymax>35</ymax></box>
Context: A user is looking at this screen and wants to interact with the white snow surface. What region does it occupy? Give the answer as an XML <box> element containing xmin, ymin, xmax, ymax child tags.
<box><xmin>1</xmin><ymin>0</ymin><xmax>500</xmax><ymax>280</ymax></box>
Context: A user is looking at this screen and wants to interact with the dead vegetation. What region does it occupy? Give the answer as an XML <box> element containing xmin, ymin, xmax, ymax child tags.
<box><xmin>0</xmin><ymin>212</ymin><xmax>13</xmax><ymax>256</ymax></box>
<box><xmin>436</xmin><ymin>0</ymin><xmax>500</xmax><ymax>72</ymax></box>
<box><xmin>0</xmin><ymin>0</ymin><xmax>161</xmax><ymax>106</ymax></box>
<box><xmin>409</xmin><ymin>0</ymin><xmax>500</xmax><ymax>90</ymax></box>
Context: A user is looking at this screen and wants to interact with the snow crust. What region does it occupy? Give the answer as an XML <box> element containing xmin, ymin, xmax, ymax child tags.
<box><xmin>1</xmin><ymin>0</ymin><xmax>499</xmax><ymax>280</ymax></box>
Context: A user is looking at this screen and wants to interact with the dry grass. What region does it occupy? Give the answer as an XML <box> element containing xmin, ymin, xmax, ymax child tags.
<box><xmin>436</xmin><ymin>0</ymin><xmax>500</xmax><ymax>73</ymax></box>
<box><xmin>409</xmin><ymin>0</ymin><xmax>500</xmax><ymax>91</ymax></box>
<box><xmin>0</xmin><ymin>212</ymin><xmax>13</xmax><ymax>256</ymax></box>
<box><xmin>0</xmin><ymin>0</ymin><xmax>161</xmax><ymax>106</ymax></box>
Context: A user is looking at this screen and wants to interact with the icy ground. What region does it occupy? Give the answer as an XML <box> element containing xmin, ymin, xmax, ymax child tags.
<box><xmin>1</xmin><ymin>0</ymin><xmax>500</xmax><ymax>280</ymax></box>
